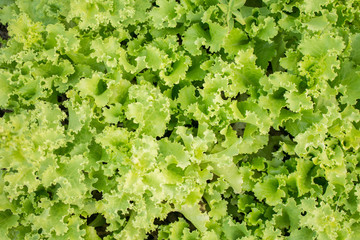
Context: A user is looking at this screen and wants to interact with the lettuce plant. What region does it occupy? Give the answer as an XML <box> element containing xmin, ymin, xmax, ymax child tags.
<box><xmin>0</xmin><ymin>0</ymin><xmax>359</xmax><ymax>239</ymax></box>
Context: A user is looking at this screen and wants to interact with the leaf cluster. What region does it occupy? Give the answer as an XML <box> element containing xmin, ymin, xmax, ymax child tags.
<box><xmin>0</xmin><ymin>0</ymin><xmax>359</xmax><ymax>239</ymax></box>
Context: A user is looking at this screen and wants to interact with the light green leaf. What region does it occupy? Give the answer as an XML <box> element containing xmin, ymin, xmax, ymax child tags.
<box><xmin>0</xmin><ymin>210</ymin><xmax>19</xmax><ymax>240</ymax></box>
<box><xmin>0</xmin><ymin>70</ymin><xmax>12</xmax><ymax>107</ymax></box>
<box><xmin>126</xmin><ymin>83</ymin><xmax>171</xmax><ymax>137</ymax></box>
<box><xmin>253</xmin><ymin>175</ymin><xmax>286</xmax><ymax>206</ymax></box>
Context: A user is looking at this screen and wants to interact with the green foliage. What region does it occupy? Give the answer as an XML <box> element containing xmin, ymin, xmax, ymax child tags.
<box><xmin>0</xmin><ymin>0</ymin><xmax>359</xmax><ymax>239</ymax></box>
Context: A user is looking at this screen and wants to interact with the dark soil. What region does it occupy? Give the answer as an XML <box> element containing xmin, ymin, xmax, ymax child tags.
<box><xmin>0</xmin><ymin>23</ymin><xmax>9</xmax><ymax>41</ymax></box>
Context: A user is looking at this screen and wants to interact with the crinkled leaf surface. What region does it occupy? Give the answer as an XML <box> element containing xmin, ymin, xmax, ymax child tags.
<box><xmin>0</xmin><ymin>0</ymin><xmax>359</xmax><ymax>239</ymax></box>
